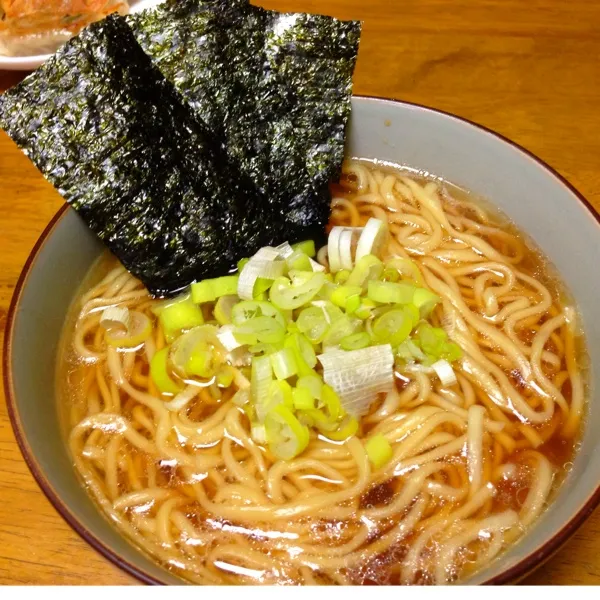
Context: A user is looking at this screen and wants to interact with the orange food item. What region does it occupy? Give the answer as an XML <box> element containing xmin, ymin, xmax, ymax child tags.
<box><xmin>0</xmin><ymin>0</ymin><xmax>130</xmax><ymax>56</ymax></box>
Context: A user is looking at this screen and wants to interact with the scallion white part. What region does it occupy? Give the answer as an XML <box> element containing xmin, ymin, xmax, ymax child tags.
<box><xmin>432</xmin><ymin>359</ymin><xmax>457</xmax><ymax>386</ymax></box>
<box><xmin>100</xmin><ymin>306</ymin><xmax>130</xmax><ymax>332</ymax></box>
<box><xmin>327</xmin><ymin>226</ymin><xmax>345</xmax><ymax>273</ymax></box>
<box><xmin>237</xmin><ymin>247</ymin><xmax>286</xmax><ymax>300</ymax></box>
<box><xmin>355</xmin><ymin>218</ymin><xmax>388</xmax><ymax>261</ymax></box>
<box><xmin>318</xmin><ymin>344</ymin><xmax>394</xmax><ymax>417</ymax></box>
<box><xmin>309</xmin><ymin>257</ymin><xmax>326</xmax><ymax>272</ymax></box>
<box><xmin>251</xmin><ymin>423</ymin><xmax>267</xmax><ymax>444</ymax></box>
<box><xmin>216</xmin><ymin>325</ymin><xmax>245</xmax><ymax>352</ymax></box>
<box><xmin>275</xmin><ymin>241</ymin><xmax>294</xmax><ymax>259</ymax></box>
<box><xmin>339</xmin><ymin>229</ymin><xmax>355</xmax><ymax>271</ymax></box>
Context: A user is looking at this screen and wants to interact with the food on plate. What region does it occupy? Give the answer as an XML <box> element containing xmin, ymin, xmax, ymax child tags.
<box><xmin>0</xmin><ymin>0</ymin><xmax>129</xmax><ymax>56</ymax></box>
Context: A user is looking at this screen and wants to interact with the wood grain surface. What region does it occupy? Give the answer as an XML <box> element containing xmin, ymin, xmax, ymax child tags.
<box><xmin>0</xmin><ymin>0</ymin><xmax>599</xmax><ymax>586</ymax></box>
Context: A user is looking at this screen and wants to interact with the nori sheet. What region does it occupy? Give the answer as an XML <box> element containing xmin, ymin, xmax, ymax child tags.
<box><xmin>129</xmin><ymin>0</ymin><xmax>362</xmax><ymax>245</ymax></box>
<box><xmin>0</xmin><ymin>3</ymin><xmax>361</xmax><ymax>296</ymax></box>
<box><xmin>0</xmin><ymin>15</ymin><xmax>255</xmax><ymax>296</ymax></box>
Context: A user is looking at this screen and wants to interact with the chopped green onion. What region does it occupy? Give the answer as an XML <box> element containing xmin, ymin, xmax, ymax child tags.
<box><xmin>368</xmin><ymin>280</ymin><xmax>416</xmax><ymax>305</ymax></box>
<box><xmin>238</xmin><ymin>247</ymin><xmax>286</xmax><ymax>301</ymax></box>
<box><xmin>297</xmin><ymin>375</ymin><xmax>323</xmax><ymax>400</ymax></box>
<box><xmin>347</xmin><ymin>254</ymin><xmax>384</xmax><ymax>289</ymax></box>
<box><xmin>311</xmin><ymin>300</ymin><xmax>344</xmax><ymax>323</ymax></box>
<box><xmin>354</xmin><ymin>298</ymin><xmax>377</xmax><ymax>320</ymax></box>
<box><xmin>334</xmin><ymin>269</ymin><xmax>351</xmax><ymax>284</ymax></box>
<box><xmin>253</xmin><ymin>277</ymin><xmax>274</xmax><ymax>298</ymax></box>
<box><xmin>309</xmin><ymin>258</ymin><xmax>326</xmax><ymax>273</ymax></box>
<box><xmin>297</xmin><ymin>306</ymin><xmax>331</xmax><ymax>343</ymax></box>
<box><xmin>100</xmin><ymin>306</ymin><xmax>129</xmax><ymax>332</ymax></box>
<box><xmin>396</xmin><ymin>339</ymin><xmax>426</xmax><ymax>363</ymax></box>
<box><xmin>150</xmin><ymin>347</ymin><xmax>182</xmax><ymax>395</ymax></box>
<box><xmin>293</xmin><ymin>387</ymin><xmax>315</xmax><ymax>411</ymax></box>
<box><xmin>365</xmin><ymin>433</ymin><xmax>393</xmax><ymax>469</ymax></box>
<box><xmin>256</xmin><ymin>380</ymin><xmax>295</xmax><ymax>421</ymax></box>
<box><xmin>415</xmin><ymin>324</ymin><xmax>463</xmax><ymax>364</ymax></box>
<box><xmin>291</xmin><ymin>240</ymin><xmax>316</xmax><ymax>257</ymax></box>
<box><xmin>275</xmin><ymin>242</ymin><xmax>294</xmax><ymax>259</ymax></box>
<box><xmin>284</xmin><ymin>333</ymin><xmax>317</xmax><ymax>372</ymax></box>
<box><xmin>404</xmin><ymin>303</ymin><xmax>420</xmax><ymax>327</ymax></box>
<box><xmin>302</xmin><ymin>407</ymin><xmax>339</xmax><ymax>432</ymax></box>
<box><xmin>286</xmin><ymin>250</ymin><xmax>312</xmax><ymax>272</ymax></box>
<box><xmin>216</xmin><ymin>324</ymin><xmax>244</xmax><ymax>352</ymax></box>
<box><xmin>232</xmin><ymin>300</ymin><xmax>286</xmax><ymax>328</ymax></box>
<box><xmin>270</xmin><ymin>348</ymin><xmax>298</xmax><ymax>380</ymax></box>
<box><xmin>345</xmin><ymin>294</ymin><xmax>361</xmax><ymax>315</ymax></box>
<box><xmin>214</xmin><ymin>295</ymin><xmax>239</xmax><ymax>325</ymax></box>
<box><xmin>385</xmin><ymin>258</ymin><xmax>424</xmax><ymax>286</ymax></box>
<box><xmin>320</xmin><ymin>384</ymin><xmax>343</xmax><ymax>422</ymax></box>
<box><xmin>234</xmin><ymin>316</ymin><xmax>285</xmax><ymax>345</ymax></box>
<box><xmin>288</xmin><ymin>269</ymin><xmax>315</xmax><ymax>286</ymax></box>
<box><xmin>186</xmin><ymin>346</ymin><xmax>217</xmax><ymax>378</ymax></box>
<box><xmin>232</xmin><ymin>388</ymin><xmax>250</xmax><ymax>407</ymax></box>
<box><xmin>323</xmin><ymin>415</ymin><xmax>359</xmax><ymax>441</ymax></box>
<box><xmin>216</xmin><ymin>366</ymin><xmax>235</xmax><ymax>387</ymax></box>
<box><xmin>323</xmin><ymin>315</ymin><xmax>360</xmax><ymax>348</ymax></box>
<box><xmin>105</xmin><ymin>310</ymin><xmax>152</xmax><ymax>348</ymax></box>
<box><xmin>237</xmin><ymin>257</ymin><xmax>250</xmax><ymax>272</ymax></box>
<box><xmin>265</xmin><ymin>404</ymin><xmax>310</xmax><ymax>460</ymax></box>
<box><xmin>251</xmin><ymin>354</ymin><xmax>272</xmax><ymax>404</ymax></box>
<box><xmin>170</xmin><ymin>325</ymin><xmax>223</xmax><ymax>378</ymax></box>
<box><xmin>248</xmin><ymin>342</ymin><xmax>282</xmax><ymax>355</ymax></box>
<box><xmin>154</xmin><ymin>294</ymin><xmax>204</xmax><ymax>341</ymax></box>
<box><xmin>340</xmin><ymin>331</ymin><xmax>371</xmax><ymax>351</ymax></box>
<box><xmin>413</xmin><ymin>287</ymin><xmax>441</xmax><ymax>317</ymax></box>
<box><xmin>269</xmin><ymin>272</ymin><xmax>326</xmax><ymax>310</ymax></box>
<box><xmin>330</xmin><ymin>285</ymin><xmax>362</xmax><ymax>310</ymax></box>
<box><xmin>251</xmin><ymin>424</ymin><xmax>267</xmax><ymax>444</ymax></box>
<box><xmin>372</xmin><ymin>308</ymin><xmax>413</xmax><ymax>346</ymax></box>
<box><xmin>382</xmin><ymin>268</ymin><xmax>400</xmax><ymax>282</ymax></box>
<box><xmin>191</xmin><ymin>275</ymin><xmax>239</xmax><ymax>304</ymax></box>
<box><xmin>443</xmin><ymin>342</ymin><xmax>463</xmax><ymax>362</ymax></box>
<box><xmin>416</xmin><ymin>324</ymin><xmax>447</xmax><ymax>356</ymax></box>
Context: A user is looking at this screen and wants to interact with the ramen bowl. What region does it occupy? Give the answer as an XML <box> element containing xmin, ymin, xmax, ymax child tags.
<box><xmin>4</xmin><ymin>96</ymin><xmax>600</xmax><ymax>585</ymax></box>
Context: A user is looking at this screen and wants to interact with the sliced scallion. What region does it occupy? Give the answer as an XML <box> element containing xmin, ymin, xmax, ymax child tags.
<box><xmin>150</xmin><ymin>347</ymin><xmax>182</xmax><ymax>395</ymax></box>
<box><xmin>365</xmin><ymin>433</ymin><xmax>393</xmax><ymax>469</ymax></box>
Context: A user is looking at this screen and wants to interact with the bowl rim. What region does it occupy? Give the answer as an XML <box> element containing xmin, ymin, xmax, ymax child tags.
<box><xmin>4</xmin><ymin>95</ymin><xmax>600</xmax><ymax>586</ymax></box>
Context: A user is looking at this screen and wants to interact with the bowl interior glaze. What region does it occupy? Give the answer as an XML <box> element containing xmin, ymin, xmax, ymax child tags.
<box><xmin>5</xmin><ymin>97</ymin><xmax>600</xmax><ymax>585</ymax></box>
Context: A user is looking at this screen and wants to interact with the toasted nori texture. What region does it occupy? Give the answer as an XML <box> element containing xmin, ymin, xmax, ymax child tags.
<box><xmin>0</xmin><ymin>3</ymin><xmax>360</xmax><ymax>296</ymax></box>
<box><xmin>0</xmin><ymin>15</ymin><xmax>250</xmax><ymax>296</ymax></box>
<box><xmin>129</xmin><ymin>0</ymin><xmax>362</xmax><ymax>246</ymax></box>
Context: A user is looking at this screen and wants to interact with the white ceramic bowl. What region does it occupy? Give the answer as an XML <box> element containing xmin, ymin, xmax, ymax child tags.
<box><xmin>0</xmin><ymin>0</ymin><xmax>163</xmax><ymax>71</ymax></box>
<box><xmin>5</xmin><ymin>97</ymin><xmax>600</xmax><ymax>584</ymax></box>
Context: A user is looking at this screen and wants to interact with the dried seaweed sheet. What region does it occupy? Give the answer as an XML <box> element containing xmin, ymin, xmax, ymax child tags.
<box><xmin>0</xmin><ymin>15</ymin><xmax>257</xmax><ymax>296</ymax></box>
<box><xmin>129</xmin><ymin>0</ymin><xmax>362</xmax><ymax>245</ymax></box>
<box><xmin>0</xmin><ymin>4</ymin><xmax>361</xmax><ymax>296</ymax></box>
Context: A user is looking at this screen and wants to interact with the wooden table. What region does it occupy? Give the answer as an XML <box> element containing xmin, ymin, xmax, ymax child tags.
<box><xmin>1</xmin><ymin>0</ymin><xmax>599</xmax><ymax>586</ymax></box>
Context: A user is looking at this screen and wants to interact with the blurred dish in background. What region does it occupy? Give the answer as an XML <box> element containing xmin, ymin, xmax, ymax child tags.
<box><xmin>0</xmin><ymin>0</ymin><xmax>161</xmax><ymax>70</ymax></box>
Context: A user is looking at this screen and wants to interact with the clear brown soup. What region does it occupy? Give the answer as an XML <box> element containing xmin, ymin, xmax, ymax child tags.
<box><xmin>57</xmin><ymin>160</ymin><xmax>587</xmax><ymax>585</ymax></box>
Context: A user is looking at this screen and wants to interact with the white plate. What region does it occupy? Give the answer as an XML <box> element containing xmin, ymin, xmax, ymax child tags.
<box><xmin>0</xmin><ymin>0</ymin><xmax>163</xmax><ymax>71</ymax></box>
